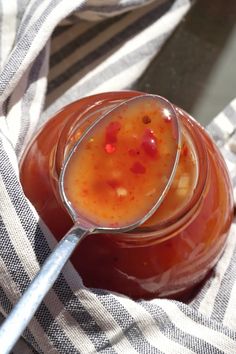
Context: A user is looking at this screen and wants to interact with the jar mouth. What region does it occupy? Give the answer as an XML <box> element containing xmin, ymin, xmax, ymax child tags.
<box><xmin>129</xmin><ymin>107</ymin><xmax>209</xmax><ymax>239</ymax></box>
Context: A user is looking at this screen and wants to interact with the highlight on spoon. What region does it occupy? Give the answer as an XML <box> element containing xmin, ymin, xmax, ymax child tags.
<box><xmin>59</xmin><ymin>94</ymin><xmax>181</xmax><ymax>231</ymax></box>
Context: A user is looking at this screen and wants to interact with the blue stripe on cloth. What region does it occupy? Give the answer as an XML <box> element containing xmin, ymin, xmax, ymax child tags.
<box><xmin>175</xmin><ymin>301</ymin><xmax>236</xmax><ymax>341</ymax></box>
<box><xmin>53</xmin><ymin>23</ymin><xmax>74</xmax><ymax>38</ymax></box>
<box><xmin>0</xmin><ymin>313</ymin><xmax>39</xmax><ymax>354</ymax></box>
<box><xmin>16</xmin><ymin>0</ymin><xmax>29</xmax><ymax>32</ymax></box>
<box><xmin>52</xmin><ymin>275</ymin><xmax>117</xmax><ymax>353</ymax></box>
<box><xmin>0</xmin><ymin>219</ymin><xmax>48</xmax><ymax>353</ymax></box>
<box><xmin>0</xmin><ymin>215</ymin><xmax>81</xmax><ymax>354</ymax></box>
<box><xmin>210</xmin><ymin>242</ymin><xmax>236</xmax><ymax>323</ymax></box>
<box><xmin>16</xmin><ymin>0</ymin><xmax>49</xmax><ymax>41</ymax></box>
<box><xmin>0</xmin><ymin>0</ymin><xmax>60</xmax><ymax>94</ymax></box>
<box><xmin>92</xmin><ymin>290</ymin><xmax>164</xmax><ymax>354</ymax></box>
<box><xmin>47</xmin><ymin>0</ymin><xmax>175</xmax><ymax>94</ymax></box>
<box><xmin>52</xmin><ymin>31</ymin><xmax>169</xmax><ymax>101</ymax></box>
<box><xmin>0</xmin><ymin>286</ymin><xmax>14</xmax><ymax>317</ymax></box>
<box><xmin>188</xmin><ymin>274</ymin><xmax>215</xmax><ymax>312</ymax></box>
<box><xmin>50</xmin><ymin>14</ymin><xmax>125</xmax><ymax>68</ymax></box>
<box><xmin>141</xmin><ymin>301</ymin><xmax>226</xmax><ymax>354</ymax></box>
<box><xmin>0</xmin><ymin>0</ymin><xmax>87</xmax><ymax>102</ymax></box>
<box><xmin>14</xmin><ymin>46</ymin><xmax>47</xmax><ymax>156</ymax></box>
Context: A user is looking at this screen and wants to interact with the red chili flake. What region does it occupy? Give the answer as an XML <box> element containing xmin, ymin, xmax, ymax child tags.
<box><xmin>105</xmin><ymin>121</ymin><xmax>121</xmax><ymax>144</ymax></box>
<box><xmin>105</xmin><ymin>143</ymin><xmax>116</xmax><ymax>153</ymax></box>
<box><xmin>85</xmin><ymin>143</ymin><xmax>91</xmax><ymax>150</ymax></box>
<box><xmin>107</xmin><ymin>179</ymin><xmax>119</xmax><ymax>189</ymax></box>
<box><xmin>142</xmin><ymin>115</ymin><xmax>151</xmax><ymax>124</ymax></box>
<box><xmin>128</xmin><ymin>148</ymin><xmax>140</xmax><ymax>157</ymax></box>
<box><xmin>82</xmin><ymin>188</ymin><xmax>88</xmax><ymax>195</ymax></box>
<box><xmin>141</xmin><ymin>128</ymin><xmax>157</xmax><ymax>158</ymax></box>
<box><xmin>181</xmin><ymin>144</ymin><xmax>188</xmax><ymax>157</ymax></box>
<box><xmin>130</xmin><ymin>162</ymin><xmax>146</xmax><ymax>174</ymax></box>
<box><xmin>109</xmin><ymin>222</ymin><xmax>119</xmax><ymax>228</ymax></box>
<box><xmin>164</xmin><ymin>116</ymin><xmax>172</xmax><ymax>123</ymax></box>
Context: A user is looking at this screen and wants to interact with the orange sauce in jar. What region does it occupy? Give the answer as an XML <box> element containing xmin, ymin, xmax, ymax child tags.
<box><xmin>20</xmin><ymin>91</ymin><xmax>234</xmax><ymax>299</ymax></box>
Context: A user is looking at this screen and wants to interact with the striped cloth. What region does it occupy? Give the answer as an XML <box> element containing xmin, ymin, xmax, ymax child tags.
<box><xmin>0</xmin><ymin>0</ymin><xmax>236</xmax><ymax>353</ymax></box>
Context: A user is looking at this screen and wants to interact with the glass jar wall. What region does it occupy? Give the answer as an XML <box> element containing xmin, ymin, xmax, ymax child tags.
<box><xmin>20</xmin><ymin>91</ymin><xmax>234</xmax><ymax>299</ymax></box>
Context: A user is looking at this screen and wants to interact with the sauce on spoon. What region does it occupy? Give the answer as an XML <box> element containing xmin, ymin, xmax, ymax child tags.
<box><xmin>62</xmin><ymin>95</ymin><xmax>180</xmax><ymax>228</ymax></box>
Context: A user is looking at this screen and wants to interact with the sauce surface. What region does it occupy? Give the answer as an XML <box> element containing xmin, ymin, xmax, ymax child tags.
<box><xmin>63</xmin><ymin>97</ymin><xmax>179</xmax><ymax>227</ymax></box>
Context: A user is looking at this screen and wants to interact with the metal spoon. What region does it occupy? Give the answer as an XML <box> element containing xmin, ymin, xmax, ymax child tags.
<box><xmin>0</xmin><ymin>94</ymin><xmax>181</xmax><ymax>353</ymax></box>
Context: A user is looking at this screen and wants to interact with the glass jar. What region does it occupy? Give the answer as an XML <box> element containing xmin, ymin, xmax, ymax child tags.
<box><xmin>20</xmin><ymin>91</ymin><xmax>234</xmax><ymax>300</ymax></box>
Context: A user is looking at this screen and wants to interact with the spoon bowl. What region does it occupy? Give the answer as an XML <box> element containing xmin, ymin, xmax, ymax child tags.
<box><xmin>60</xmin><ymin>94</ymin><xmax>181</xmax><ymax>232</ymax></box>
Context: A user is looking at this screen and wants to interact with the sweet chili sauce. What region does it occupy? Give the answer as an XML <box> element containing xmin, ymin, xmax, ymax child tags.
<box><xmin>20</xmin><ymin>91</ymin><xmax>234</xmax><ymax>300</ymax></box>
<box><xmin>63</xmin><ymin>96</ymin><xmax>179</xmax><ymax>228</ymax></box>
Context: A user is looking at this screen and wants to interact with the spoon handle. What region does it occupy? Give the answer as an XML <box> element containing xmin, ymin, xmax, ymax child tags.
<box><xmin>0</xmin><ymin>226</ymin><xmax>89</xmax><ymax>354</ymax></box>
